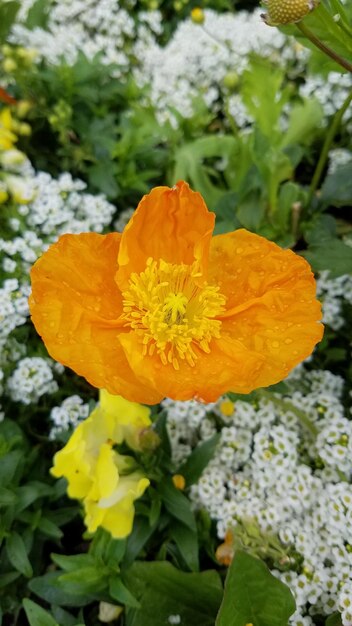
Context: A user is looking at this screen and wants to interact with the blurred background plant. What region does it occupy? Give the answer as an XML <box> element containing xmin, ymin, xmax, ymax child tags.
<box><xmin>0</xmin><ymin>0</ymin><xmax>351</xmax><ymax>624</ymax></box>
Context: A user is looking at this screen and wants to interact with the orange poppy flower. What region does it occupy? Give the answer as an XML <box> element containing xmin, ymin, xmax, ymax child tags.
<box><xmin>29</xmin><ymin>181</ymin><xmax>323</xmax><ymax>404</ymax></box>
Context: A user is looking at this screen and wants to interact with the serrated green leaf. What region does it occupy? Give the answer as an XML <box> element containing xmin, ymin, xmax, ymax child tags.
<box><xmin>6</xmin><ymin>531</ymin><xmax>33</xmax><ymax>578</ymax></box>
<box><xmin>215</xmin><ymin>551</ymin><xmax>295</xmax><ymax>626</ymax></box>
<box><xmin>177</xmin><ymin>434</ymin><xmax>220</xmax><ymax>486</ymax></box>
<box><xmin>281</xmin><ymin>98</ymin><xmax>323</xmax><ymax>148</ymax></box>
<box><xmin>23</xmin><ymin>599</ymin><xmax>59</xmax><ymax>626</ymax></box>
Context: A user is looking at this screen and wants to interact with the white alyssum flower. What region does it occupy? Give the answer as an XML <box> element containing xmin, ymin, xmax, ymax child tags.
<box><xmin>163</xmin><ymin>360</ymin><xmax>352</xmax><ymax>623</ymax></box>
<box><xmin>6</xmin><ymin>357</ymin><xmax>59</xmax><ymax>404</ymax></box>
<box><xmin>134</xmin><ymin>8</ymin><xmax>298</xmax><ymax>125</ymax></box>
<box><xmin>49</xmin><ymin>395</ymin><xmax>90</xmax><ymax>439</ymax></box>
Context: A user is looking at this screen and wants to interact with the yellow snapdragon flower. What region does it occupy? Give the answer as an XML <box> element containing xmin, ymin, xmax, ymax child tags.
<box><xmin>51</xmin><ymin>391</ymin><xmax>151</xmax><ymax>538</ymax></box>
<box><xmin>0</xmin><ymin>108</ymin><xmax>17</xmax><ymax>151</ymax></box>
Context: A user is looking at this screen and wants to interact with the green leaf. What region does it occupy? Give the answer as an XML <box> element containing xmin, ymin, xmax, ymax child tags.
<box><xmin>6</xmin><ymin>531</ymin><xmax>33</xmax><ymax>578</ymax></box>
<box><xmin>50</xmin><ymin>606</ymin><xmax>79</xmax><ymax>626</ymax></box>
<box><xmin>109</xmin><ymin>576</ymin><xmax>140</xmax><ymax>608</ymax></box>
<box><xmin>0</xmin><ymin>571</ymin><xmax>21</xmax><ymax>588</ymax></box>
<box><xmin>171</xmin><ymin>135</ymin><xmax>238</xmax><ymax>208</ymax></box>
<box><xmin>321</xmin><ymin>163</ymin><xmax>352</xmax><ymax>206</ymax></box>
<box><xmin>0</xmin><ymin>450</ymin><xmax>23</xmax><ymax>486</ymax></box>
<box><xmin>170</xmin><ymin>521</ymin><xmax>199</xmax><ymax>572</ymax></box>
<box><xmin>29</xmin><ymin>572</ymin><xmax>92</xmax><ymax>607</ymax></box>
<box><xmin>281</xmin><ymin>98</ymin><xmax>323</xmax><ymax>148</ymax></box>
<box><xmin>326</xmin><ymin>612</ymin><xmax>343</xmax><ymax>626</ymax></box>
<box><xmin>38</xmin><ymin>517</ymin><xmax>63</xmax><ymax>540</ymax></box>
<box><xmin>58</xmin><ymin>565</ymin><xmax>109</xmax><ymax>595</ymax></box>
<box><xmin>0</xmin><ymin>487</ymin><xmax>17</xmax><ymax>506</ymax></box>
<box><xmin>177</xmin><ymin>434</ymin><xmax>220</xmax><ymax>486</ymax></box>
<box><xmin>24</xmin><ymin>0</ymin><xmax>49</xmax><ymax>29</ymax></box>
<box><xmin>23</xmin><ymin>599</ymin><xmax>59</xmax><ymax>626</ymax></box>
<box><xmin>242</xmin><ymin>57</ymin><xmax>288</xmax><ymax>140</ymax></box>
<box><xmin>215</xmin><ymin>551</ymin><xmax>295</xmax><ymax>626</ymax></box>
<box><xmin>302</xmin><ymin>238</ymin><xmax>352</xmax><ymax>277</ymax></box>
<box><xmin>124</xmin><ymin>561</ymin><xmax>223</xmax><ymax>626</ymax></box>
<box><xmin>51</xmin><ymin>553</ymin><xmax>97</xmax><ymax>573</ymax></box>
<box><xmin>123</xmin><ymin>516</ymin><xmax>158</xmax><ymax>568</ymax></box>
<box><xmin>158</xmin><ymin>479</ymin><xmax>196</xmax><ymax>532</ymax></box>
<box><xmin>0</xmin><ymin>1</ymin><xmax>20</xmax><ymax>42</ymax></box>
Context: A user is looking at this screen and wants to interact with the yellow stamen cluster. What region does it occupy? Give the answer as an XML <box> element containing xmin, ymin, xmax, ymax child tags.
<box><xmin>122</xmin><ymin>257</ymin><xmax>226</xmax><ymax>370</ymax></box>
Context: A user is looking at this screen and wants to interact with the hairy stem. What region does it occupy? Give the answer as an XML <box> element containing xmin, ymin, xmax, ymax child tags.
<box><xmin>296</xmin><ymin>22</ymin><xmax>352</xmax><ymax>73</ymax></box>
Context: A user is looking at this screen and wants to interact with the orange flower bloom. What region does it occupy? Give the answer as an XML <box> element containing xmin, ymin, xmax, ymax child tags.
<box><xmin>29</xmin><ymin>181</ymin><xmax>323</xmax><ymax>404</ymax></box>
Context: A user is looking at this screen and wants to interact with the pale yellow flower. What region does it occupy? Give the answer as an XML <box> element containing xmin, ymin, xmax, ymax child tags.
<box><xmin>51</xmin><ymin>391</ymin><xmax>151</xmax><ymax>538</ymax></box>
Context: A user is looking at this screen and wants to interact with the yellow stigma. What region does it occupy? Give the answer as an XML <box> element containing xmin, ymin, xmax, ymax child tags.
<box><xmin>122</xmin><ymin>257</ymin><xmax>226</xmax><ymax>370</ymax></box>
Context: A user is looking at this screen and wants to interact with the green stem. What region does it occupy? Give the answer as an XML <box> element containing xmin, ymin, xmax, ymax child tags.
<box><xmin>329</xmin><ymin>0</ymin><xmax>352</xmax><ymax>38</ymax></box>
<box><xmin>258</xmin><ymin>390</ymin><xmax>318</xmax><ymax>437</ymax></box>
<box><xmin>308</xmin><ymin>88</ymin><xmax>352</xmax><ymax>206</ymax></box>
<box><xmin>296</xmin><ymin>22</ymin><xmax>352</xmax><ymax>73</ymax></box>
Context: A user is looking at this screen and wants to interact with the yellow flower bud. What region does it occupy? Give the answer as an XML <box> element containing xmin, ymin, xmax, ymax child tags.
<box><xmin>219</xmin><ymin>399</ymin><xmax>235</xmax><ymax>417</ymax></box>
<box><xmin>0</xmin><ymin>184</ymin><xmax>9</xmax><ymax>205</ymax></box>
<box><xmin>172</xmin><ymin>474</ymin><xmax>186</xmax><ymax>490</ymax></box>
<box><xmin>18</xmin><ymin>122</ymin><xmax>31</xmax><ymax>136</ymax></box>
<box><xmin>16</xmin><ymin>100</ymin><xmax>32</xmax><ymax>118</ymax></box>
<box><xmin>191</xmin><ymin>7</ymin><xmax>205</xmax><ymax>23</ymax></box>
<box><xmin>3</xmin><ymin>58</ymin><xmax>17</xmax><ymax>73</ymax></box>
<box><xmin>223</xmin><ymin>72</ymin><xmax>239</xmax><ymax>91</ymax></box>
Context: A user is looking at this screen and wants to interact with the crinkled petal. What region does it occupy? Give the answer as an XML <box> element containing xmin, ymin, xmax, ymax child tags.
<box><xmin>116</xmin><ymin>181</ymin><xmax>215</xmax><ymax>290</ymax></box>
<box><xmin>209</xmin><ymin>229</ymin><xmax>323</xmax><ymax>389</ymax></box>
<box><xmin>118</xmin><ymin>331</ymin><xmax>264</xmax><ymax>402</ymax></box>
<box><xmin>29</xmin><ymin>232</ymin><xmax>160</xmax><ymax>403</ymax></box>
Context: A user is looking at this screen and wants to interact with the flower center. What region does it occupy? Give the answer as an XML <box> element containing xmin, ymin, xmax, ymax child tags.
<box><xmin>122</xmin><ymin>257</ymin><xmax>226</xmax><ymax>370</ymax></box>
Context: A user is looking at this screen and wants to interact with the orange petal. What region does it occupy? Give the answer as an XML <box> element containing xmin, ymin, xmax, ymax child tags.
<box><xmin>29</xmin><ymin>232</ymin><xmax>161</xmax><ymax>404</ymax></box>
<box><xmin>209</xmin><ymin>229</ymin><xmax>324</xmax><ymax>389</ymax></box>
<box><xmin>116</xmin><ymin>181</ymin><xmax>215</xmax><ymax>290</ymax></box>
<box><xmin>118</xmin><ymin>331</ymin><xmax>265</xmax><ymax>402</ymax></box>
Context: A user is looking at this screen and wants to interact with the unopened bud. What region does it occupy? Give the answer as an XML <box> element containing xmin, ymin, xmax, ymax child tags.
<box><xmin>172</xmin><ymin>474</ymin><xmax>186</xmax><ymax>490</ymax></box>
<box><xmin>139</xmin><ymin>428</ymin><xmax>161</xmax><ymax>452</ymax></box>
<box><xmin>191</xmin><ymin>7</ymin><xmax>205</xmax><ymax>24</ymax></box>
<box><xmin>262</xmin><ymin>0</ymin><xmax>319</xmax><ymax>25</ymax></box>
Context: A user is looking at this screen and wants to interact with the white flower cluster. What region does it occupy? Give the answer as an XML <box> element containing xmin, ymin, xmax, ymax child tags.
<box><xmin>300</xmin><ymin>72</ymin><xmax>352</xmax><ymax>122</ymax></box>
<box><xmin>0</xmin><ymin>279</ymin><xmax>29</xmax><ymax>349</ymax></box>
<box><xmin>49</xmin><ymin>395</ymin><xmax>90</xmax><ymax>440</ymax></box>
<box><xmin>11</xmin><ymin>0</ymin><xmax>161</xmax><ymax>76</ymax></box>
<box><xmin>164</xmin><ymin>366</ymin><xmax>352</xmax><ymax>625</ymax></box>
<box><xmin>316</xmin><ymin>271</ymin><xmax>352</xmax><ymax>330</ymax></box>
<box><xmin>328</xmin><ymin>148</ymin><xmax>352</xmax><ymax>175</ymax></box>
<box><xmin>0</xmin><ymin>151</ymin><xmax>116</xmax><ymax>406</ymax></box>
<box><xmin>22</xmin><ymin>170</ymin><xmax>116</xmax><ymax>236</ymax></box>
<box><xmin>134</xmin><ymin>8</ymin><xmax>301</xmax><ymax>126</ymax></box>
<box><xmin>6</xmin><ymin>356</ymin><xmax>62</xmax><ymax>405</ymax></box>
